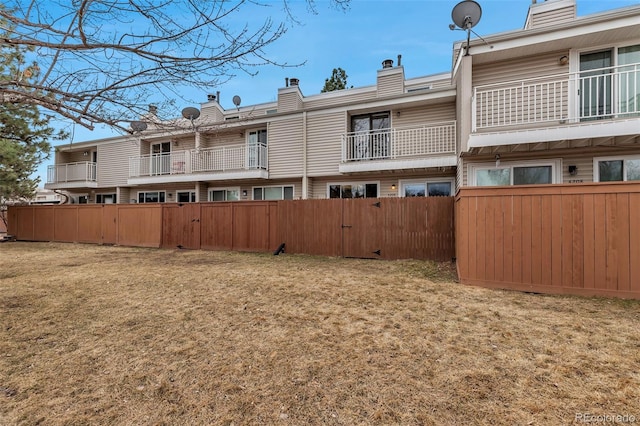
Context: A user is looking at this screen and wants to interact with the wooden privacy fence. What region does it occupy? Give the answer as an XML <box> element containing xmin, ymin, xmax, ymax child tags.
<box><xmin>456</xmin><ymin>182</ymin><xmax>640</xmax><ymax>300</ymax></box>
<box><xmin>7</xmin><ymin>197</ymin><xmax>455</xmax><ymax>261</ymax></box>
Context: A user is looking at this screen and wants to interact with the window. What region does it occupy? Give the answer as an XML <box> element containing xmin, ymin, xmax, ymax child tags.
<box><xmin>253</xmin><ymin>185</ymin><xmax>294</xmax><ymax>200</ymax></box>
<box><xmin>138</xmin><ymin>191</ymin><xmax>165</xmax><ymax>203</ymax></box>
<box><xmin>328</xmin><ymin>183</ymin><xmax>378</xmax><ymax>199</ymax></box>
<box><xmin>208</xmin><ymin>188</ymin><xmax>240</xmax><ymax>201</ymax></box>
<box><xmin>350</xmin><ymin>112</ymin><xmax>390</xmax><ymax>160</ymax></box>
<box><xmin>96</xmin><ymin>193</ymin><xmax>117</xmax><ymax>204</ymax></box>
<box><xmin>177</xmin><ymin>191</ymin><xmax>196</xmax><ymax>203</ymax></box>
<box><xmin>578</xmin><ymin>44</ymin><xmax>640</xmax><ymax>120</ymax></box>
<box><xmin>248</xmin><ymin>129</ymin><xmax>267</xmax><ymax>169</ymax></box>
<box><xmin>469</xmin><ymin>160</ymin><xmax>560</xmax><ymax>186</ymax></box>
<box><xmin>401</xmin><ymin>179</ymin><xmax>454</xmax><ymax>197</ymax></box>
<box><xmin>150</xmin><ymin>142</ymin><xmax>171</xmax><ymax>175</ymax></box>
<box><xmin>594</xmin><ymin>156</ymin><xmax>640</xmax><ymax>182</ymax></box>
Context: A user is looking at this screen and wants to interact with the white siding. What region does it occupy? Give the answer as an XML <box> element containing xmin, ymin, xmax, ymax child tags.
<box><xmin>201</xmin><ymin>132</ymin><xmax>244</xmax><ymax>148</ymax></box>
<box><xmin>97</xmin><ymin>138</ymin><xmax>140</xmax><ymax>187</ymax></box>
<box><xmin>268</xmin><ymin>117</ymin><xmax>304</xmax><ymax>178</ymax></box>
<box><xmin>306</xmin><ymin>111</ymin><xmax>346</xmax><ymax>176</ymax></box>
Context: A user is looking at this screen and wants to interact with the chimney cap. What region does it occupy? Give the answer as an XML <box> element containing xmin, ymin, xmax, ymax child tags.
<box><xmin>382</xmin><ymin>59</ymin><xmax>394</xmax><ymax>69</ymax></box>
<box><xmin>289</xmin><ymin>77</ymin><xmax>299</xmax><ymax>86</ymax></box>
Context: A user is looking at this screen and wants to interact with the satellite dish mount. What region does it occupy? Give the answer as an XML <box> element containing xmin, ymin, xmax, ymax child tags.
<box><xmin>181</xmin><ymin>107</ymin><xmax>201</xmax><ymax>130</ymax></box>
<box><xmin>450</xmin><ymin>0</ymin><xmax>482</xmax><ymax>56</ymax></box>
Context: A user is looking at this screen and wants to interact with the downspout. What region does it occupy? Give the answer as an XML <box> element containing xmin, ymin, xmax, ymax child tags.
<box><xmin>302</xmin><ymin>111</ymin><xmax>308</xmax><ymax>199</ymax></box>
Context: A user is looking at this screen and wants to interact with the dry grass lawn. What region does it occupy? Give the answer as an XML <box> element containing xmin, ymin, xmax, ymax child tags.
<box><xmin>1</xmin><ymin>242</ymin><xmax>639</xmax><ymax>425</ymax></box>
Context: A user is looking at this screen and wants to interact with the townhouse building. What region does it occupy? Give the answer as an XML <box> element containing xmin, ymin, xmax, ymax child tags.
<box><xmin>45</xmin><ymin>0</ymin><xmax>640</xmax><ymax>203</ymax></box>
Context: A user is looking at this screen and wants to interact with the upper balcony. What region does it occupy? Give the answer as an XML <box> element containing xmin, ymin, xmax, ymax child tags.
<box><xmin>469</xmin><ymin>62</ymin><xmax>640</xmax><ymax>149</ymax></box>
<box><xmin>45</xmin><ymin>162</ymin><xmax>97</xmax><ymax>189</ymax></box>
<box><xmin>128</xmin><ymin>143</ymin><xmax>268</xmax><ymax>185</ymax></box>
<box><xmin>339</xmin><ymin>121</ymin><xmax>457</xmax><ymax>174</ymax></box>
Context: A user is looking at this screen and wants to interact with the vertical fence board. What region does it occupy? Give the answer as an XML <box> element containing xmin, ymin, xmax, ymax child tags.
<box><xmin>33</xmin><ymin>207</ymin><xmax>55</xmax><ymax>242</ymax></box>
<box><xmin>629</xmin><ymin>194</ymin><xmax>640</xmax><ymax>294</ymax></box>
<box><xmin>561</xmin><ymin>195</ymin><xmax>573</xmax><ymax>288</ymax></box>
<box><xmin>571</xmin><ymin>195</ymin><xmax>584</xmax><ymax>288</ymax></box>
<box><xmin>117</xmin><ymin>205</ymin><xmax>162</xmax><ymax>248</ymax></box>
<box><xmin>540</xmin><ymin>195</ymin><xmax>553</xmax><ymax>286</ymax></box>
<box><xmin>78</xmin><ymin>206</ymin><xmax>103</xmax><ymax>243</ymax></box>
<box><xmin>102</xmin><ymin>205</ymin><xmax>118</xmax><ymax>245</ymax></box>
<box><xmin>550</xmin><ymin>195</ymin><xmax>563</xmax><ymax>287</ymax></box>
<box><xmin>530</xmin><ymin>195</ymin><xmax>542</xmax><ymax>285</ymax></box>
<box><xmin>616</xmin><ymin>194</ymin><xmax>630</xmax><ymax>292</ymax></box>
<box><xmin>502</xmin><ymin>196</ymin><xmax>514</xmax><ymax>283</ymax></box>
<box><xmin>54</xmin><ymin>207</ymin><xmax>79</xmax><ymax>242</ymax></box>
<box><xmin>593</xmin><ymin>195</ymin><xmax>607</xmax><ymax>290</ymax></box>
<box><xmin>582</xmin><ymin>194</ymin><xmax>595</xmax><ymax>290</ymax></box>
<box><xmin>605</xmin><ymin>194</ymin><xmax>618</xmax><ymax>291</ymax></box>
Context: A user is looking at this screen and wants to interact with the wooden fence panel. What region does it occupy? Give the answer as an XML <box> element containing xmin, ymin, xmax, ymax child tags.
<box><xmin>278</xmin><ymin>199</ymin><xmax>342</xmax><ymax>257</ymax></box>
<box><xmin>200</xmin><ymin>203</ymin><xmax>233</xmax><ymax>250</ymax></box>
<box><xmin>33</xmin><ymin>206</ymin><xmax>55</xmax><ymax>242</ymax></box>
<box><xmin>162</xmin><ymin>204</ymin><xmax>201</xmax><ymax>250</ymax></box>
<box><xmin>8</xmin><ymin>198</ymin><xmax>455</xmax><ymax>262</ymax></box>
<box><xmin>78</xmin><ymin>206</ymin><xmax>104</xmax><ymax>243</ymax></box>
<box><xmin>117</xmin><ymin>205</ymin><xmax>162</xmax><ymax>248</ymax></box>
<box><xmin>456</xmin><ymin>183</ymin><xmax>640</xmax><ymax>300</ymax></box>
<box><xmin>102</xmin><ymin>205</ymin><xmax>118</xmax><ymax>245</ymax></box>
<box><xmin>53</xmin><ymin>207</ymin><xmax>78</xmax><ymax>242</ymax></box>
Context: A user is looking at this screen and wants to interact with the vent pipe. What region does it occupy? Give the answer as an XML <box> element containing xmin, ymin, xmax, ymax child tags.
<box><xmin>285</xmin><ymin>77</ymin><xmax>289</xmax><ymax>87</ymax></box>
<box><xmin>397</xmin><ymin>54</ymin><xmax>402</xmax><ymax>67</ymax></box>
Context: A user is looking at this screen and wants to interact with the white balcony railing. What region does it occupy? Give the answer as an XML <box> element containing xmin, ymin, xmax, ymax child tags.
<box><xmin>341</xmin><ymin>122</ymin><xmax>456</xmax><ymax>162</ymax></box>
<box><xmin>128</xmin><ymin>144</ymin><xmax>267</xmax><ymax>178</ymax></box>
<box><xmin>47</xmin><ymin>162</ymin><xmax>96</xmax><ymax>183</ymax></box>
<box><xmin>473</xmin><ymin>62</ymin><xmax>640</xmax><ymax>131</ymax></box>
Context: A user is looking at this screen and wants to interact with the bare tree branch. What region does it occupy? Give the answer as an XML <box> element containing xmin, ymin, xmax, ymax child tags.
<box><xmin>0</xmin><ymin>0</ymin><xmax>348</xmax><ymax>131</ymax></box>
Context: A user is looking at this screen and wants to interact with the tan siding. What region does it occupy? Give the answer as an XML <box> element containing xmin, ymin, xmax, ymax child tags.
<box><xmin>405</xmin><ymin>76</ymin><xmax>452</xmax><ymax>91</ymax></box>
<box><xmin>268</xmin><ymin>117</ymin><xmax>304</xmax><ymax>178</ymax></box>
<box><xmin>377</xmin><ymin>72</ymin><xmax>404</xmax><ymax>97</ymax></box>
<box><xmin>306</xmin><ymin>111</ymin><xmax>346</xmax><ymax>176</ymax></box>
<box><xmin>473</xmin><ymin>50</ymin><xmax>569</xmax><ymax>87</ymax></box>
<box><xmin>117</xmin><ymin>187</ymin><xmax>131</xmax><ymax>204</ymax></box>
<box><xmin>310</xmin><ymin>173</ymin><xmax>455</xmax><ymax>199</ymax></box>
<box><xmin>97</xmin><ymin>138</ymin><xmax>140</xmax><ymax>187</ymax></box>
<box><xmin>529</xmin><ymin>5</ymin><xmax>575</xmax><ymax>29</ymax></box>
<box><xmin>201</xmin><ymin>132</ymin><xmax>245</xmax><ymax>148</ymax></box>
<box><xmin>393</xmin><ymin>102</ymin><xmax>456</xmax><ymax>128</ymax></box>
<box><xmin>278</xmin><ymin>90</ymin><xmax>303</xmax><ymax>113</ymax></box>
<box><xmin>174</xmin><ymin>136</ymin><xmax>195</xmax><ymax>151</ymax></box>
<box><xmin>305</xmin><ymin>90</ymin><xmax>378</xmax><ymax>109</ymax></box>
<box><xmin>200</xmin><ymin>104</ymin><xmax>224</xmax><ymax>123</ymax></box>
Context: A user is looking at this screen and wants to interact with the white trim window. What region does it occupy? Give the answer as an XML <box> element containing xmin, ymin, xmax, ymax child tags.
<box><xmin>96</xmin><ymin>193</ymin><xmax>117</xmax><ymax>204</ymax></box>
<box><xmin>400</xmin><ymin>178</ymin><xmax>454</xmax><ymax>197</ymax></box>
<box><xmin>208</xmin><ymin>187</ymin><xmax>240</xmax><ymax>202</ymax></box>
<box><xmin>176</xmin><ymin>191</ymin><xmax>196</xmax><ymax>203</ymax></box>
<box><xmin>253</xmin><ymin>185</ymin><xmax>294</xmax><ymax>200</ymax></box>
<box><xmin>594</xmin><ymin>155</ymin><xmax>640</xmax><ymax>182</ymax></box>
<box><xmin>138</xmin><ymin>191</ymin><xmax>166</xmax><ymax>203</ymax></box>
<box><xmin>468</xmin><ymin>160</ymin><xmax>562</xmax><ymax>186</ymax></box>
<box><xmin>328</xmin><ymin>182</ymin><xmax>379</xmax><ymax>198</ymax></box>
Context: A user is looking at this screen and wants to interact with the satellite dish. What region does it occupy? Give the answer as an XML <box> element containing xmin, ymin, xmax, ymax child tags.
<box><xmin>451</xmin><ymin>0</ymin><xmax>482</xmax><ymax>30</ymax></box>
<box><xmin>131</xmin><ymin>121</ymin><xmax>147</xmax><ymax>132</ymax></box>
<box><xmin>181</xmin><ymin>107</ymin><xmax>200</xmax><ymax>120</ymax></box>
<box><xmin>232</xmin><ymin>95</ymin><xmax>241</xmax><ymax>109</ymax></box>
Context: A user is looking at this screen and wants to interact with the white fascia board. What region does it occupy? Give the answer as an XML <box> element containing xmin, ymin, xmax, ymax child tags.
<box><xmin>339</xmin><ymin>155</ymin><xmax>457</xmax><ymax>174</ymax></box>
<box><xmin>470</xmin><ymin>13</ymin><xmax>640</xmax><ymax>57</ymax></box>
<box><xmin>468</xmin><ymin>119</ymin><xmax>640</xmax><ymax>149</ymax></box>
<box><xmin>44</xmin><ymin>181</ymin><xmax>99</xmax><ymax>190</ymax></box>
<box><xmin>128</xmin><ymin>169</ymin><xmax>269</xmax><ymax>185</ymax></box>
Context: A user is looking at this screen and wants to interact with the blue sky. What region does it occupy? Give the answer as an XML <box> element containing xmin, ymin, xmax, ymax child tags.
<box><xmin>37</xmin><ymin>0</ymin><xmax>639</xmax><ymax>184</ymax></box>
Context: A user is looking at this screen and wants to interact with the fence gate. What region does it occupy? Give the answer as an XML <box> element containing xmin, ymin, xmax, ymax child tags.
<box><xmin>342</xmin><ymin>198</ymin><xmax>383</xmax><ymax>259</ymax></box>
<box><xmin>162</xmin><ymin>203</ymin><xmax>201</xmax><ymax>249</ymax></box>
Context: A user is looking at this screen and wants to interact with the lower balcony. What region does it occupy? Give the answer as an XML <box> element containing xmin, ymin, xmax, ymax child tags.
<box><xmin>128</xmin><ymin>143</ymin><xmax>268</xmax><ymax>185</ymax></box>
<box><xmin>45</xmin><ymin>162</ymin><xmax>97</xmax><ymax>189</ymax></box>
<box><xmin>339</xmin><ymin>121</ymin><xmax>457</xmax><ymax>173</ymax></box>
